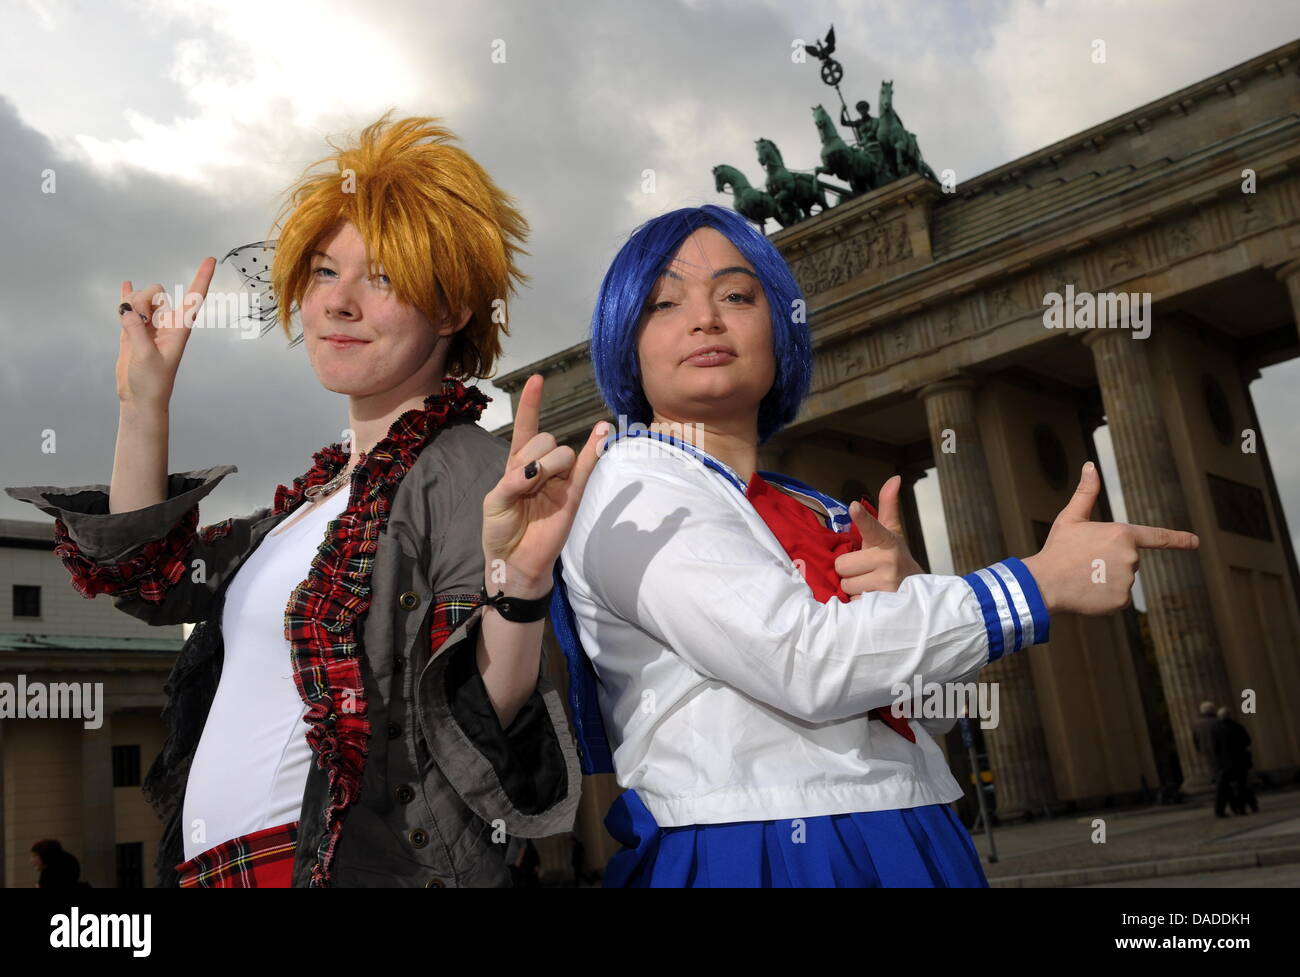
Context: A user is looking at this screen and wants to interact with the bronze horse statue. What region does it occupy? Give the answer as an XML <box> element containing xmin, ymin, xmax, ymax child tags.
<box><xmin>875</xmin><ymin>80</ymin><xmax>938</xmax><ymax>184</ymax></box>
<box><xmin>811</xmin><ymin>104</ymin><xmax>882</xmax><ymax>194</ymax></box>
<box><xmin>755</xmin><ymin>138</ymin><xmax>844</xmax><ymax>224</ymax></box>
<box><xmin>713</xmin><ymin>164</ymin><xmax>784</xmax><ymax>230</ymax></box>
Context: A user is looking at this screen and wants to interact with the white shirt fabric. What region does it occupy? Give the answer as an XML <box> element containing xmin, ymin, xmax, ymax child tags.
<box><xmin>559</xmin><ymin>432</ymin><xmax>1050</xmax><ymax>828</ymax></box>
<box><xmin>182</xmin><ymin>487</ymin><xmax>351</xmax><ymax>860</ymax></box>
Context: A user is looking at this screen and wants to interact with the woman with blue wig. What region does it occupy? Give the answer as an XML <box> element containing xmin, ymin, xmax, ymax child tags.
<box><xmin>550</xmin><ymin>204</ymin><xmax>1198</xmax><ymax>887</ymax></box>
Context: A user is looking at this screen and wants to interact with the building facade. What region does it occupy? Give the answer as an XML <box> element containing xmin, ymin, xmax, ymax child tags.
<box><xmin>0</xmin><ymin>517</ymin><xmax>181</xmax><ymax>888</ymax></box>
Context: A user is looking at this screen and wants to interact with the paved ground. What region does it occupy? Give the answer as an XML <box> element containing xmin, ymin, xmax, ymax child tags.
<box><xmin>1078</xmin><ymin>862</ymin><xmax>1300</xmax><ymax>887</ymax></box>
<box><xmin>976</xmin><ymin>784</ymin><xmax>1300</xmax><ymax>887</ymax></box>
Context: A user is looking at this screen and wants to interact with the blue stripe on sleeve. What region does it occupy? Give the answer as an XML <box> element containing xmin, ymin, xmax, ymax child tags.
<box><xmin>987</xmin><ymin>566</ymin><xmax>1025</xmax><ymax>652</ymax></box>
<box><xmin>1001</xmin><ymin>556</ymin><xmax>1051</xmax><ymax>647</ymax></box>
<box><xmin>960</xmin><ymin>568</ymin><xmax>1006</xmax><ymax>663</ymax></box>
<box><xmin>961</xmin><ymin>558</ymin><xmax>1052</xmax><ymax>660</ymax></box>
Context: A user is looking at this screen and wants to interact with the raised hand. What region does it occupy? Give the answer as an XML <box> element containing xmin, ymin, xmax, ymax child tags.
<box><xmin>835</xmin><ymin>474</ymin><xmax>925</xmax><ymax>598</ymax></box>
<box><xmin>1021</xmin><ymin>461</ymin><xmax>1199</xmax><ymax>615</ymax></box>
<box><xmin>481</xmin><ymin>373</ymin><xmax>609</xmax><ymax>597</ymax></box>
<box><xmin>116</xmin><ymin>257</ymin><xmax>216</xmax><ymax>407</ymax></box>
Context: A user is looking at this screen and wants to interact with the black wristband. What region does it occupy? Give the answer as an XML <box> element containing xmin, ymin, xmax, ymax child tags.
<box><xmin>478</xmin><ymin>585</ymin><xmax>554</xmax><ymax>623</ymax></box>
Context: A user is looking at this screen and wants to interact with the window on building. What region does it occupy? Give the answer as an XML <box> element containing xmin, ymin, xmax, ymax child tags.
<box><xmin>116</xmin><ymin>842</ymin><xmax>144</xmax><ymax>889</ymax></box>
<box><xmin>13</xmin><ymin>584</ymin><xmax>41</xmax><ymax>618</ymax></box>
<box><xmin>112</xmin><ymin>745</ymin><xmax>141</xmax><ymax>788</ymax></box>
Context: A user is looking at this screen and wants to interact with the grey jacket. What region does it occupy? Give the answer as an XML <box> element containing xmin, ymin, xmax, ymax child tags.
<box><xmin>5</xmin><ymin>419</ymin><xmax>582</xmax><ymax>887</ymax></box>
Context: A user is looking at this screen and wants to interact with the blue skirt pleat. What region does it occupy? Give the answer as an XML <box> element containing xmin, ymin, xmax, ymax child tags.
<box><xmin>602</xmin><ymin>789</ymin><xmax>989</xmax><ymax>888</ymax></box>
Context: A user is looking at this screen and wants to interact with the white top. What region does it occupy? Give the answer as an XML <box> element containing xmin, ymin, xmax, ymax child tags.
<box><xmin>182</xmin><ymin>487</ymin><xmax>351</xmax><ymax>860</ymax></box>
<box><xmin>559</xmin><ymin>433</ymin><xmax>1050</xmax><ymax>827</ymax></box>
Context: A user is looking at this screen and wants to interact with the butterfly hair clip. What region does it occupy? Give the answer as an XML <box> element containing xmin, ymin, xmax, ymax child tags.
<box><xmin>220</xmin><ymin>240</ymin><xmax>303</xmax><ymax>347</ymax></box>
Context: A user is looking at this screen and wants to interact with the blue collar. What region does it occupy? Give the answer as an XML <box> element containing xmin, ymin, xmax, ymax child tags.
<box><xmin>609</xmin><ymin>428</ymin><xmax>853</xmax><ymax>533</ymax></box>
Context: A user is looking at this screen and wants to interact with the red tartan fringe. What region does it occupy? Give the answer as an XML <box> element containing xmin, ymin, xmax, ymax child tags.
<box><xmin>52</xmin><ymin>505</ymin><xmax>199</xmax><ymax>603</ymax></box>
<box><xmin>274</xmin><ymin>377</ymin><xmax>490</xmax><ymax>886</ymax></box>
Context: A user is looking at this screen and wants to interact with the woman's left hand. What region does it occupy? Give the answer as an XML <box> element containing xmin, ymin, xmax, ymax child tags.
<box><xmin>481</xmin><ymin>374</ymin><xmax>609</xmax><ymax>597</ymax></box>
<box><xmin>834</xmin><ymin>475</ymin><xmax>925</xmax><ymax>598</ymax></box>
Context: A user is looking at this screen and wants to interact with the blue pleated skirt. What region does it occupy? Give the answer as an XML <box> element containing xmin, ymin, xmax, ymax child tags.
<box><xmin>602</xmin><ymin>789</ymin><xmax>989</xmax><ymax>888</ymax></box>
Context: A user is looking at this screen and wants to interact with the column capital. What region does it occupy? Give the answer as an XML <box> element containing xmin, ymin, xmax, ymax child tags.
<box><xmin>1271</xmin><ymin>257</ymin><xmax>1300</xmax><ymax>283</ymax></box>
<box><xmin>1272</xmin><ymin>258</ymin><xmax>1300</xmax><ymax>340</ymax></box>
<box><xmin>917</xmin><ymin>373</ymin><xmax>979</xmax><ymax>402</ymax></box>
<box><xmin>897</xmin><ymin>462</ymin><xmax>929</xmax><ymax>487</ymax></box>
<box><xmin>1080</xmin><ymin>328</ymin><xmax>1119</xmax><ymax>351</ymax></box>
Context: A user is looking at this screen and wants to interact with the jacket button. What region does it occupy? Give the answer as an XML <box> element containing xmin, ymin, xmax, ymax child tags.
<box><xmin>408</xmin><ymin>828</ymin><xmax>429</xmax><ymax>848</ymax></box>
<box><xmin>394</xmin><ymin>783</ymin><xmax>415</xmax><ymax>804</ymax></box>
<box><xmin>399</xmin><ymin>591</ymin><xmax>421</xmax><ymax>611</ymax></box>
<box><xmin>393</xmin><ymin>655</ymin><xmax>405</xmax><ymax>671</ymax></box>
<box><xmin>424</xmin><ymin>878</ymin><xmax>445</xmax><ymax>888</ymax></box>
<box><xmin>387</xmin><ymin>722</ymin><xmax>401</xmax><ymax>739</ymax></box>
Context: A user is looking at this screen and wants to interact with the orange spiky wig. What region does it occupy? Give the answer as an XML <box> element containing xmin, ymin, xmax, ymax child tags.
<box><xmin>264</xmin><ymin>110</ymin><xmax>529</xmax><ymax>379</ymax></box>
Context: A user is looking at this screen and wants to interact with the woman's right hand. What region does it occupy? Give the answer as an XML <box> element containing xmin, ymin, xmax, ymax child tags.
<box><xmin>116</xmin><ymin>257</ymin><xmax>216</xmax><ymax>408</ymax></box>
<box><xmin>1021</xmin><ymin>461</ymin><xmax>1199</xmax><ymax>615</ymax></box>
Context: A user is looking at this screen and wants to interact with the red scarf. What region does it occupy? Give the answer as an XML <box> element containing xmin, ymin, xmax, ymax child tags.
<box><xmin>744</xmin><ymin>473</ymin><xmax>916</xmax><ymax>743</ymax></box>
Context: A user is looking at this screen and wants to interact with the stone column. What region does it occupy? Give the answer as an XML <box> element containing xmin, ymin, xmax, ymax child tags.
<box><xmin>81</xmin><ymin>714</ymin><xmax>116</xmax><ymax>888</ymax></box>
<box><xmin>1081</xmin><ymin>405</ymin><xmax>1182</xmax><ymax>792</ymax></box>
<box><xmin>1081</xmin><ymin>330</ymin><xmax>1232</xmax><ymax>795</ymax></box>
<box><xmin>919</xmin><ymin>376</ymin><xmax>1056</xmax><ymax>819</ymax></box>
<box><xmin>897</xmin><ymin>466</ymin><xmax>932</xmax><ymax>573</ymax></box>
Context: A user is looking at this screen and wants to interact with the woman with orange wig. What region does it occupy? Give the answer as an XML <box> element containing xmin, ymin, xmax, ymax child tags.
<box><xmin>7</xmin><ymin>112</ymin><xmax>602</xmax><ymax>887</ymax></box>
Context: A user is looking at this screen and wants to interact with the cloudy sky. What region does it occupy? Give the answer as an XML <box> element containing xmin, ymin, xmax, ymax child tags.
<box><xmin>3</xmin><ymin>0</ymin><xmax>1299</xmax><ymax>586</ymax></box>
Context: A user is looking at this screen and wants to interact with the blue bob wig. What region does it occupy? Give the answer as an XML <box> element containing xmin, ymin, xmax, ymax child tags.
<box><xmin>589</xmin><ymin>204</ymin><xmax>812</xmax><ymax>444</ymax></box>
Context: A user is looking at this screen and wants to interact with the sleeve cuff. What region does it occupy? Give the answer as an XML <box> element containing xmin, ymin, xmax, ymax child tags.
<box><xmin>442</xmin><ymin>628</ymin><xmax>567</xmax><ymax>817</ymax></box>
<box><xmin>4</xmin><ymin>464</ymin><xmax>238</xmax><ymax>562</ymax></box>
<box><xmin>961</xmin><ymin>556</ymin><xmax>1051</xmax><ymax>662</ymax></box>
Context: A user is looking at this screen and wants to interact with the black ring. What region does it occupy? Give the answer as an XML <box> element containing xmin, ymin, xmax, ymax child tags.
<box><xmin>118</xmin><ymin>302</ymin><xmax>148</xmax><ymax>324</ymax></box>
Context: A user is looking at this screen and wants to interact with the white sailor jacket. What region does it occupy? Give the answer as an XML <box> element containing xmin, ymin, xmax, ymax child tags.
<box><xmin>554</xmin><ymin>431</ymin><xmax>1050</xmax><ymax>828</ymax></box>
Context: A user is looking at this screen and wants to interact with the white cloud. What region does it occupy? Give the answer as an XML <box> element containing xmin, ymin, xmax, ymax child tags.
<box><xmin>67</xmin><ymin>0</ymin><xmax>438</xmax><ymax>188</ymax></box>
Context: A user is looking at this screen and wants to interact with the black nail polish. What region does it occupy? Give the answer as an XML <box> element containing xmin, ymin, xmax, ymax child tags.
<box><xmin>524</xmin><ymin>460</ymin><xmax>538</xmax><ymax>479</ymax></box>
